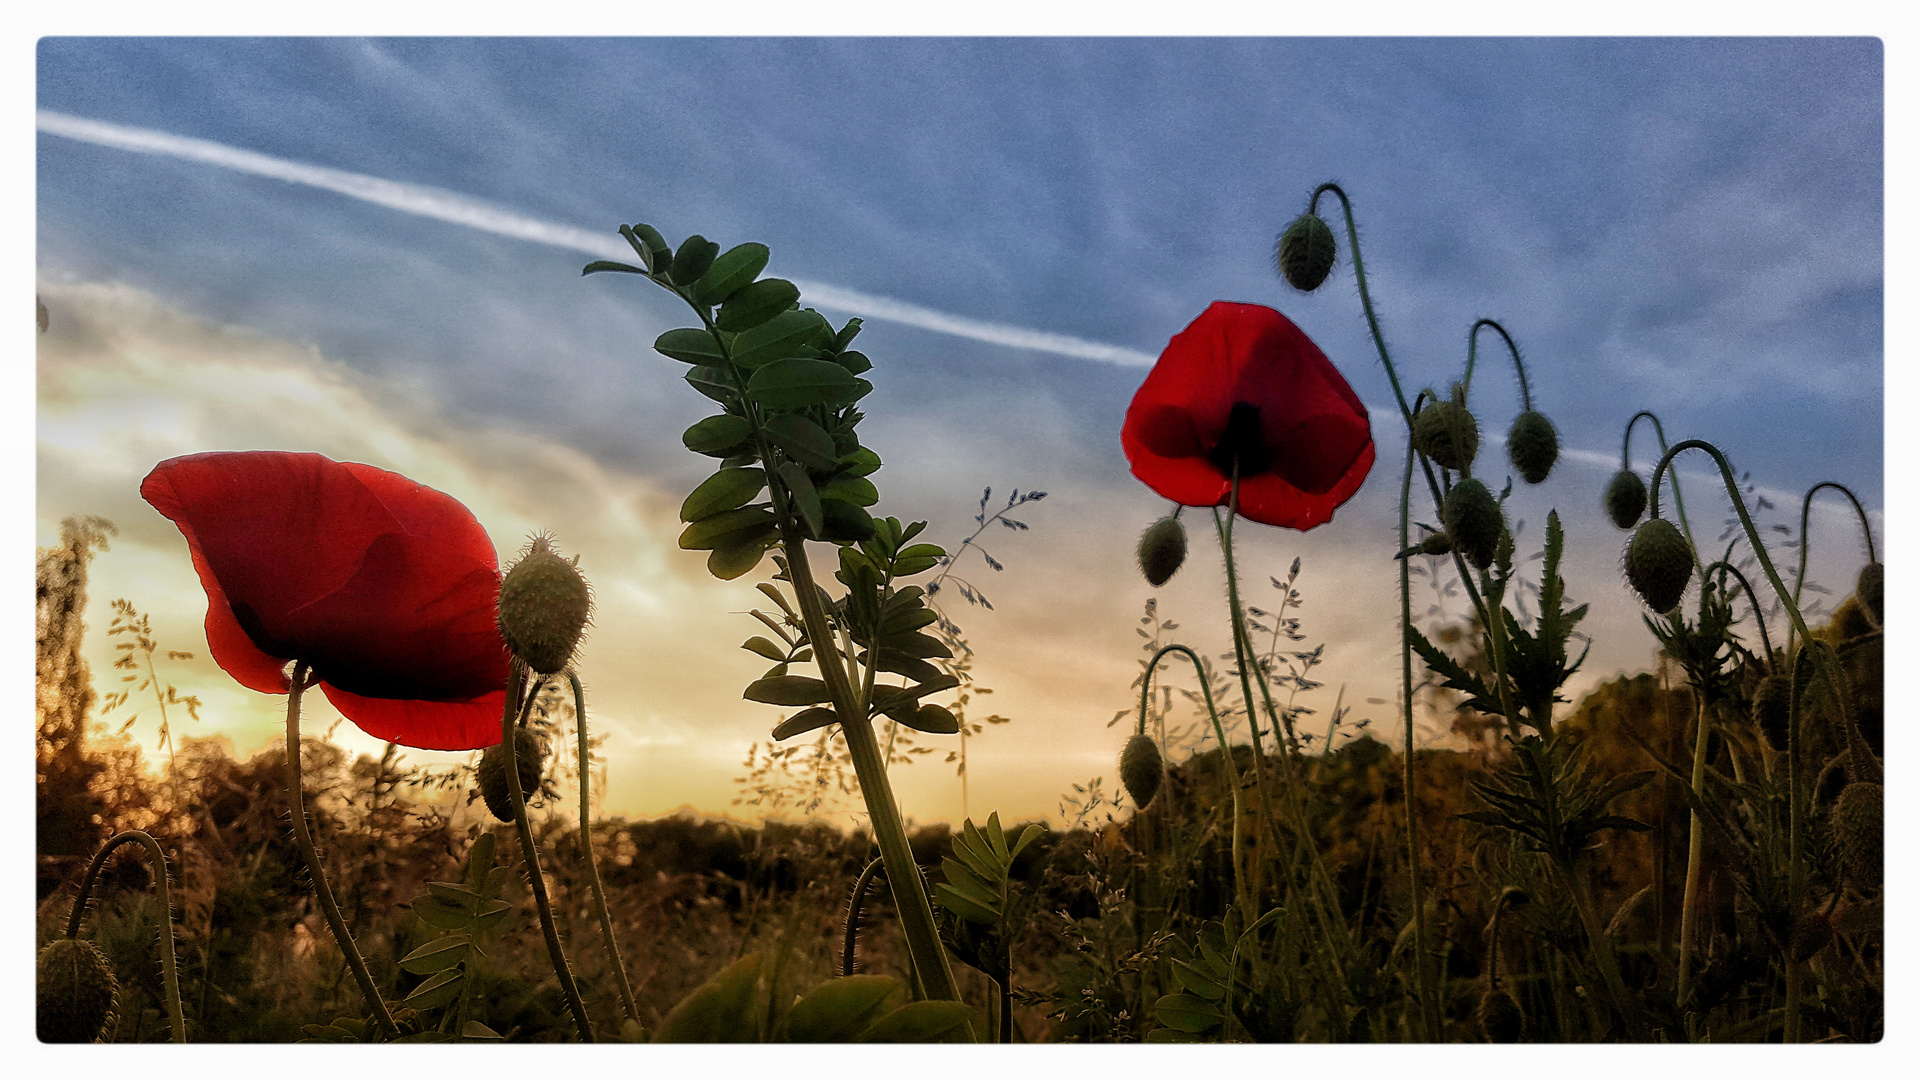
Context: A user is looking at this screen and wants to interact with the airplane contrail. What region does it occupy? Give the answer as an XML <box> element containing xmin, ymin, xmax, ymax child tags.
<box><xmin>35</xmin><ymin>109</ymin><xmax>1879</xmax><ymax>524</ymax></box>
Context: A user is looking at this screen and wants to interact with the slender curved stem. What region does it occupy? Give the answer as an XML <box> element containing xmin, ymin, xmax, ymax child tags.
<box><xmin>1624</xmin><ymin>412</ymin><xmax>1703</xmax><ymax>576</ymax></box>
<box><xmin>66</xmin><ymin>830</ymin><xmax>186</xmax><ymax>1043</ymax></box>
<box><xmin>1310</xmin><ymin>182</ymin><xmax>1413</xmax><ymax>421</ymax></box>
<box><xmin>1675</xmin><ymin>689</ymin><xmax>1710</xmax><ymax>1007</ymax></box>
<box><xmin>1788</xmin><ymin>481</ymin><xmax>1878</xmax><ymax>655</ymax></box>
<box><xmin>842</xmin><ymin>856</ymin><xmax>885</xmax><ymax>977</ymax></box>
<box><xmin>1141</xmin><ymin>643</ymin><xmax>1245</xmax><ymax>913</ymax></box>
<box><xmin>1395</xmin><ymin>430</ymin><xmax>1437</xmax><ymax>1040</ymax></box>
<box><xmin>569</xmin><ymin>673</ymin><xmax>638</xmax><ymax>1024</ymax></box>
<box><xmin>503</xmin><ymin>662</ymin><xmax>594</xmax><ymax>1041</ymax></box>
<box><xmin>283</xmin><ymin>665</ymin><xmax>397</xmax><ymax>1040</ymax></box>
<box><xmin>1215</xmin><ymin>488</ymin><xmax>1278</xmax><ymax>911</ymax></box>
<box><xmin>1702</xmin><ymin>561</ymin><xmax>1776</xmax><ymax>672</ymax></box>
<box><xmin>1462</xmin><ymin>318</ymin><xmax>1532</xmax><ymax>412</ymax></box>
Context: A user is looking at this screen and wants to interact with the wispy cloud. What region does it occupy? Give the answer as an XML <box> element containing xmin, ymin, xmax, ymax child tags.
<box><xmin>37</xmin><ymin>110</ymin><xmax>1160</xmax><ymax>368</ymax></box>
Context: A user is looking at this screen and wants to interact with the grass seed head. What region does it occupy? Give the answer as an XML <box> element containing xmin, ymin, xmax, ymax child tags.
<box><xmin>497</xmin><ymin>533</ymin><xmax>592</xmax><ymax>675</ymax></box>
<box><xmin>1751</xmin><ymin>674</ymin><xmax>1793</xmax><ymax>752</ymax></box>
<box><xmin>1508</xmin><ymin>410</ymin><xmax>1559</xmax><ymax>484</ymax></box>
<box><xmin>1476</xmin><ymin>988</ymin><xmax>1523</xmax><ymax>1043</ymax></box>
<box><xmin>1443</xmin><ymin>478</ymin><xmax>1502</xmax><ymax>570</ymax></box>
<box><xmin>37</xmin><ymin>938</ymin><xmax>118</xmax><ymax>1043</ymax></box>
<box><xmin>1831</xmin><ymin>781</ymin><xmax>1882</xmax><ymax>892</ymax></box>
<box><xmin>1137</xmin><ymin>515</ymin><xmax>1188</xmax><ymax>588</ymax></box>
<box><xmin>1604</xmin><ymin>469</ymin><xmax>1648</xmax><ymax>530</ymax></box>
<box><xmin>479</xmin><ymin>727</ymin><xmax>546</xmax><ymax>823</ymax></box>
<box><xmin>1413</xmin><ymin>399</ymin><xmax>1481</xmax><ymax>473</ymax></box>
<box><xmin>1120</xmin><ymin>734</ymin><xmax>1164</xmax><ymax>809</ymax></box>
<box><xmin>1855</xmin><ymin>561</ymin><xmax>1883</xmax><ymax>628</ymax></box>
<box><xmin>1275</xmin><ymin>212</ymin><xmax>1337</xmax><ymax>292</ymax></box>
<box><xmin>1624</xmin><ymin>518</ymin><xmax>1692</xmax><ymax>614</ymax></box>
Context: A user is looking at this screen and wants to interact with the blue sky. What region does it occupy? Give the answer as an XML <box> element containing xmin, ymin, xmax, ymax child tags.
<box><xmin>33</xmin><ymin>37</ymin><xmax>1885</xmax><ymax>824</ymax></box>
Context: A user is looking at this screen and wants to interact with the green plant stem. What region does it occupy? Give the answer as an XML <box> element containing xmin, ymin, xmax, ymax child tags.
<box><xmin>842</xmin><ymin>856</ymin><xmax>884</xmax><ymax>976</ymax></box>
<box><xmin>67</xmin><ymin>830</ymin><xmax>186</xmax><ymax>1043</ymax></box>
<box><xmin>779</xmin><ymin>531</ymin><xmax>966</xmax><ymax>1008</ymax></box>
<box><xmin>569</xmin><ymin>672</ymin><xmax>639</xmax><ymax>1024</ymax></box>
<box><xmin>1310</xmin><ymin>182</ymin><xmax>1414</xmax><ymax>421</ymax></box>
<box><xmin>1461</xmin><ymin>318</ymin><xmax>1533</xmax><ymax>411</ymax></box>
<box><xmin>1676</xmin><ymin>688</ymin><xmax>1710</xmax><ymax>1009</ymax></box>
<box><xmin>1213</xmin><ymin>494</ymin><xmax>1278</xmax><ymax>911</ymax></box>
<box><xmin>1624</xmin><ymin>412</ymin><xmax>1703</xmax><ymax>577</ymax></box>
<box><xmin>502</xmin><ymin>663</ymin><xmax>594</xmax><ymax>1041</ymax></box>
<box><xmin>283</xmin><ymin>664</ymin><xmax>398</xmax><ymax>1040</ymax></box>
<box><xmin>1787</xmin><ymin>481</ymin><xmax>1877</xmax><ymax>655</ymax></box>
<box><xmin>1703</xmin><ymin>561</ymin><xmax>1777</xmax><ymax>671</ymax></box>
<box><xmin>1141</xmin><ymin>643</ymin><xmax>1245</xmax><ymax>915</ymax></box>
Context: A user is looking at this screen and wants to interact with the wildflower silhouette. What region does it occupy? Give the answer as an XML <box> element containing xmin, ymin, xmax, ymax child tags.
<box><xmin>141</xmin><ymin>450</ymin><xmax>508</xmax><ymax>750</ymax></box>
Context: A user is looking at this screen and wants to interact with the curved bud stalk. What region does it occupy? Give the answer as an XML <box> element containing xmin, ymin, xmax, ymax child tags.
<box><xmin>55</xmin><ymin>830</ymin><xmax>187</xmax><ymax>1042</ymax></box>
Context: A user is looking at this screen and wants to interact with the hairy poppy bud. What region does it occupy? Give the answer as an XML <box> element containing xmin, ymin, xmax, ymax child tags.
<box><xmin>1508</xmin><ymin>410</ymin><xmax>1558</xmax><ymax>485</ymax></box>
<box><xmin>1413</xmin><ymin>400</ymin><xmax>1480</xmax><ymax>473</ymax></box>
<box><xmin>1854</xmin><ymin>561</ymin><xmax>1883</xmax><ymax>629</ymax></box>
<box><xmin>498</xmin><ymin>535</ymin><xmax>592</xmax><ymax>675</ymax></box>
<box><xmin>479</xmin><ymin>727</ymin><xmax>546</xmax><ymax>823</ymax></box>
<box><xmin>1831</xmin><ymin>781</ymin><xmax>1882</xmax><ymax>892</ymax></box>
<box><xmin>1625</xmin><ymin>518</ymin><xmax>1692</xmax><ymax>613</ymax></box>
<box><xmin>1604</xmin><ymin>470</ymin><xmax>1647</xmax><ymax>530</ymax></box>
<box><xmin>1443</xmin><ymin>479</ymin><xmax>1502</xmax><ymax>570</ymax></box>
<box><xmin>1395</xmin><ymin>532</ymin><xmax>1453</xmax><ymax>560</ymax></box>
<box><xmin>1751</xmin><ymin>674</ymin><xmax>1792</xmax><ymax>752</ymax></box>
<box><xmin>1120</xmin><ymin>734</ymin><xmax>1164</xmax><ymax>809</ymax></box>
<box><xmin>1137</xmin><ymin>515</ymin><xmax>1188</xmax><ymax>588</ymax></box>
<box><xmin>37</xmin><ymin>938</ymin><xmax>119</xmax><ymax>1043</ymax></box>
<box><xmin>1476</xmin><ymin>988</ymin><xmax>1523</xmax><ymax>1043</ymax></box>
<box><xmin>1832</xmin><ymin>597</ymin><xmax>1875</xmax><ymax>642</ymax></box>
<box><xmin>1275</xmin><ymin>213</ymin><xmax>1337</xmax><ymax>292</ymax></box>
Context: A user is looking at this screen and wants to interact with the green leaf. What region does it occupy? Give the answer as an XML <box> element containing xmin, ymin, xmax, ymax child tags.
<box><xmin>820</xmin><ymin>498</ymin><xmax>876</xmax><ymax>542</ymax></box>
<box><xmin>834</xmin><ymin>317</ymin><xmax>863</xmax><ymax>350</ymax></box>
<box><xmin>627</xmin><ymin>223</ymin><xmax>672</xmax><ymax>270</ymax></box>
<box><xmin>654</xmin><ymin>327</ymin><xmax>728</xmax><ymax>365</ymax></box>
<box><xmin>779</xmin><ymin>462</ymin><xmax>824</xmax><ymax>539</ymax></box>
<box><xmin>868</xmin><ymin>674</ymin><xmax>960</xmax><ymax>712</ymax></box>
<box><xmin>742</xmin><ymin>636</ymin><xmax>787</xmax><ymax>662</ymax></box>
<box><xmin>731</xmin><ymin>309</ymin><xmax>830</xmax><ymax>370</ymax></box>
<box><xmin>1171</xmin><ymin>959</ymin><xmax>1226</xmax><ymax>1001</ymax></box>
<box><xmin>692</xmin><ymin>242</ymin><xmax>770</xmax><ymax>306</ymax></box>
<box><xmin>881</xmin><ymin>631</ymin><xmax>951</xmax><ymax>660</ymax></box>
<box><xmin>747</xmin><ymin>358</ymin><xmax>862</xmax><ymax>410</ymax></box>
<box><xmin>582</xmin><ymin>260</ymin><xmax>647</xmax><ymax>276</ymax></box>
<box><xmin>839</xmin><ymin>447</ymin><xmax>882</xmax><ymax>477</ymax></box>
<box><xmin>426</xmin><ymin>881</ymin><xmax>482</xmax><ymax>910</ymax></box>
<box><xmin>668</xmin><ymin>234</ymin><xmax>719</xmax><ymax>286</ymax></box>
<box><xmin>761</xmin><ymin>413</ymin><xmax>839</xmax><ymax>470</ymax></box>
<box><xmin>685</xmin><ymin>364</ymin><xmax>740</xmax><ymax>404</ymax></box>
<box><xmin>898</xmin><ymin>703</ymin><xmax>957</xmax><ymax>735</ymax></box>
<box><xmin>684</xmin><ymin>414</ymin><xmax>754</xmax><ymax>457</ymax></box>
<box><xmin>403</xmin><ymin>968</ymin><xmax>466</xmax><ymax>1012</ymax></box>
<box><xmin>880</xmin><ymin>605</ymin><xmax>940</xmax><ymax>637</ymax></box>
<box><xmin>1145</xmin><ymin>1027</ymin><xmax>1202</xmax><ymax>1042</ymax></box>
<box><xmin>1009</xmin><ymin>823</ymin><xmax>1044</xmax><ymax>861</ymax></box>
<box><xmin>820</xmin><ymin>475</ymin><xmax>878</xmax><ymax>507</ymax></box>
<box><xmin>460</xmin><ymin>1021</ymin><xmax>504</xmax><ymax>1041</ymax></box>
<box><xmin>856</xmin><ymin>1000</ymin><xmax>974</xmax><ymax>1043</ymax></box>
<box><xmin>716</xmin><ymin>278</ymin><xmax>800</xmax><ymax>332</ymax></box>
<box><xmin>771</xmin><ymin>707</ymin><xmax>839</xmax><ymax>740</ymax></box>
<box><xmin>410</xmin><ymin>897</ymin><xmax>471</xmax><ymax>931</ymax></box>
<box><xmin>744</xmin><ymin>675</ymin><xmax>834</xmax><ymax>706</ymax></box>
<box><xmin>1154</xmin><ymin>993</ymin><xmax>1223</xmax><ymax>1033</ymax></box>
<box><xmin>679</xmin><ymin>506</ymin><xmax>777</xmax><ymax>551</ymax></box>
<box><xmin>709</xmin><ymin>540</ymin><xmax>771</xmax><ymax>581</ymax></box>
<box><xmin>782</xmin><ymin>975</ymin><xmax>902</xmax><ymax>1042</ymax></box>
<box><xmin>834</xmin><ymin>350</ymin><xmax>872</xmax><ymax>375</ymax></box>
<box><xmin>682</xmin><ymin>467</ymin><xmax>768</xmax><ymax>523</ymax></box>
<box><xmin>398</xmin><ymin>936</ymin><xmax>471</xmax><ymax>975</ymax></box>
<box><xmin>935</xmin><ymin>882</ymin><xmax>1001</xmax><ymax>924</ymax></box>
<box><xmin>653</xmin><ymin>954</ymin><xmax>762</xmax><ymax>1042</ymax></box>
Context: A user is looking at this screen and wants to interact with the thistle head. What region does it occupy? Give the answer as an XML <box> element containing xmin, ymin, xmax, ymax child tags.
<box><xmin>1507</xmin><ymin>410</ymin><xmax>1559</xmax><ymax>485</ymax></box>
<box><xmin>1275</xmin><ymin>213</ymin><xmax>1337</xmax><ymax>292</ymax></box>
<box><xmin>497</xmin><ymin>533</ymin><xmax>592</xmax><ymax>675</ymax></box>
<box><xmin>37</xmin><ymin>938</ymin><xmax>119</xmax><ymax>1043</ymax></box>
<box><xmin>1624</xmin><ymin>518</ymin><xmax>1693</xmax><ymax>613</ymax></box>
<box><xmin>1136</xmin><ymin>514</ymin><xmax>1188</xmax><ymax>588</ymax></box>
<box><xmin>478</xmin><ymin>726</ymin><xmax>546</xmax><ymax>823</ymax></box>
<box><xmin>1443</xmin><ymin>478</ymin><xmax>1502</xmax><ymax>570</ymax></box>
<box><xmin>1604</xmin><ymin>469</ymin><xmax>1647</xmax><ymax>530</ymax></box>
<box><xmin>1119</xmin><ymin>733</ymin><xmax>1164</xmax><ymax>809</ymax></box>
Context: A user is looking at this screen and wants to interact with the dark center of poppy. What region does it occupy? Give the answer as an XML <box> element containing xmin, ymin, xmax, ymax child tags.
<box><xmin>1206</xmin><ymin>401</ymin><xmax>1270</xmax><ymax>479</ymax></box>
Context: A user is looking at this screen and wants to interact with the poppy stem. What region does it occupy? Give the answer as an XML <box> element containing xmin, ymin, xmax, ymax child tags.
<box><xmin>66</xmin><ymin>830</ymin><xmax>187</xmax><ymax>1042</ymax></box>
<box><xmin>502</xmin><ymin>661</ymin><xmax>595</xmax><ymax>1041</ymax></box>
<box><xmin>1395</xmin><ymin>430</ymin><xmax>1438</xmax><ymax>1040</ymax></box>
<box><xmin>1622</xmin><ymin>411</ymin><xmax>1705</xmax><ymax>580</ymax></box>
<box><xmin>569</xmin><ymin>672</ymin><xmax>640</xmax><ymax>1024</ymax></box>
<box><xmin>1140</xmin><ymin>643</ymin><xmax>1244</xmax><ymax>914</ymax></box>
<box><xmin>283</xmin><ymin>663</ymin><xmax>399</xmax><ymax>1040</ymax></box>
<box><xmin>1310</xmin><ymin>182</ymin><xmax>1414</xmax><ymax>422</ymax></box>
<box><xmin>1787</xmin><ymin>481</ymin><xmax>1876</xmax><ymax>656</ymax></box>
<box><xmin>1461</xmin><ymin>318</ymin><xmax>1532</xmax><ymax>413</ymax></box>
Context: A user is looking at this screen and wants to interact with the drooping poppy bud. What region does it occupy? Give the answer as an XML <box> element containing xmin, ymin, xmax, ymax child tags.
<box><xmin>1604</xmin><ymin>470</ymin><xmax>1648</xmax><ymax>530</ymax></box>
<box><xmin>1855</xmin><ymin>561</ymin><xmax>1884</xmax><ymax>628</ymax></box>
<box><xmin>1119</xmin><ymin>734</ymin><xmax>1164</xmax><ymax>809</ymax></box>
<box><xmin>1275</xmin><ymin>213</ymin><xmax>1337</xmax><ymax>292</ymax></box>
<box><xmin>479</xmin><ymin>727</ymin><xmax>546</xmax><ymax>823</ymax></box>
<box><xmin>1625</xmin><ymin>518</ymin><xmax>1693</xmax><ymax>614</ymax></box>
<box><xmin>1413</xmin><ymin>398</ymin><xmax>1480</xmax><ymax>473</ymax></box>
<box><xmin>1443</xmin><ymin>479</ymin><xmax>1502</xmax><ymax>570</ymax></box>
<box><xmin>1831</xmin><ymin>781</ymin><xmax>1882</xmax><ymax>892</ymax></box>
<box><xmin>497</xmin><ymin>534</ymin><xmax>592</xmax><ymax>675</ymax></box>
<box><xmin>1751</xmin><ymin>674</ymin><xmax>1792</xmax><ymax>752</ymax></box>
<box><xmin>1507</xmin><ymin>410</ymin><xmax>1559</xmax><ymax>485</ymax></box>
<box><xmin>37</xmin><ymin>939</ymin><xmax>118</xmax><ymax>1043</ymax></box>
<box><xmin>1476</xmin><ymin>987</ymin><xmax>1523</xmax><ymax>1044</ymax></box>
<box><xmin>1136</xmin><ymin>515</ymin><xmax>1188</xmax><ymax>587</ymax></box>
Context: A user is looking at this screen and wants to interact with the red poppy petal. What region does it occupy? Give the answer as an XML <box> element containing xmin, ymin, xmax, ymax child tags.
<box><xmin>318</xmin><ymin>683</ymin><xmax>507</xmax><ymax>751</ymax></box>
<box><xmin>178</xmin><ymin>534</ymin><xmax>294</xmax><ymax>694</ymax></box>
<box><xmin>1266</xmin><ymin>410</ymin><xmax>1374</xmax><ymax>495</ymax></box>
<box><xmin>1236</xmin><ymin>440</ymin><xmax>1376</xmax><ymax>530</ymax></box>
<box><xmin>341</xmin><ymin>462</ymin><xmax>501</xmax><ymax>573</ymax></box>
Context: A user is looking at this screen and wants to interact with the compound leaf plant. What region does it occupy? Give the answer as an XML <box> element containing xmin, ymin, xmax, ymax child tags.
<box><xmin>586</xmin><ymin>224</ymin><xmax>969</xmax><ymax>1010</ymax></box>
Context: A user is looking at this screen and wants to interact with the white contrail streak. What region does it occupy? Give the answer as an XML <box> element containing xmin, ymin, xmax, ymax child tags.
<box><xmin>34</xmin><ymin>110</ymin><xmax>1880</xmax><ymax>525</ymax></box>
<box><xmin>36</xmin><ymin>109</ymin><xmax>1160</xmax><ymax>367</ymax></box>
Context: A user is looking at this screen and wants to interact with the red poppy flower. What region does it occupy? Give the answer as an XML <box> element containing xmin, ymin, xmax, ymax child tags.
<box><xmin>1122</xmin><ymin>301</ymin><xmax>1374</xmax><ymax>530</ymax></box>
<box><xmin>141</xmin><ymin>451</ymin><xmax>509</xmax><ymax>751</ymax></box>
